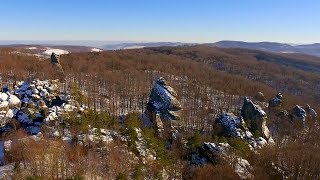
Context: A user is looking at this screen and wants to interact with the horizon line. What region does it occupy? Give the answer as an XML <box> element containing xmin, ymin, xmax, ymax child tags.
<box><xmin>0</xmin><ymin>40</ymin><xmax>319</xmax><ymax>45</ymax></box>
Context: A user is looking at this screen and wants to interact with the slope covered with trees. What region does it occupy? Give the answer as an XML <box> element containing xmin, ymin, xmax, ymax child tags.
<box><xmin>0</xmin><ymin>46</ymin><xmax>319</xmax><ymax>179</ymax></box>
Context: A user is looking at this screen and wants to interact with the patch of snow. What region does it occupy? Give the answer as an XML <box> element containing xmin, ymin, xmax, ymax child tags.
<box><xmin>5</xmin><ymin>109</ymin><xmax>14</xmax><ymax>119</ymax></box>
<box><xmin>0</xmin><ymin>101</ymin><xmax>8</xmax><ymax>109</ymax></box>
<box><xmin>0</xmin><ymin>93</ymin><xmax>8</xmax><ymax>101</ymax></box>
<box><xmin>123</xmin><ymin>46</ymin><xmax>145</xmax><ymax>49</ymax></box>
<box><xmin>91</xmin><ymin>48</ymin><xmax>103</xmax><ymax>52</ymax></box>
<box><xmin>43</xmin><ymin>48</ymin><xmax>69</xmax><ymax>56</ymax></box>
<box><xmin>216</xmin><ymin>113</ymin><xmax>244</xmax><ymax>138</ymax></box>
<box><xmin>134</xmin><ymin>128</ymin><xmax>156</xmax><ymax>163</ymax></box>
<box><xmin>8</xmin><ymin>95</ymin><xmax>20</xmax><ymax>107</ymax></box>
<box><xmin>256</xmin><ymin>137</ymin><xmax>267</xmax><ymax>148</ymax></box>
<box><xmin>26</xmin><ymin>47</ymin><xmax>37</xmax><ymax>50</ymax></box>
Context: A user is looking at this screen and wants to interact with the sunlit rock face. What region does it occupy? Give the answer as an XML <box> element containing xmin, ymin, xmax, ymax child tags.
<box><xmin>191</xmin><ymin>142</ymin><xmax>254</xmax><ymax>179</ymax></box>
<box><xmin>241</xmin><ymin>97</ymin><xmax>270</xmax><ymax>139</ymax></box>
<box><xmin>0</xmin><ymin>92</ymin><xmax>20</xmax><ymax>128</ymax></box>
<box><xmin>146</xmin><ymin>77</ymin><xmax>182</xmax><ymax>121</ymax></box>
<box><xmin>50</xmin><ymin>52</ymin><xmax>65</xmax><ymax>81</ymax></box>
<box><xmin>268</xmin><ymin>93</ymin><xmax>283</xmax><ymax>108</ymax></box>
<box><xmin>215</xmin><ymin>112</ymin><xmax>271</xmax><ymax>149</ymax></box>
<box><xmin>215</xmin><ymin>113</ymin><xmax>247</xmax><ymax>138</ymax></box>
<box><xmin>291</xmin><ymin>105</ymin><xmax>307</xmax><ymax>123</ymax></box>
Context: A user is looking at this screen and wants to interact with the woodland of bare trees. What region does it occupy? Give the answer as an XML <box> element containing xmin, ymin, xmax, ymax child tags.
<box><xmin>0</xmin><ymin>46</ymin><xmax>320</xmax><ymax>179</ymax></box>
<box><xmin>1</xmin><ymin>47</ymin><xmax>319</xmax><ymax>130</ymax></box>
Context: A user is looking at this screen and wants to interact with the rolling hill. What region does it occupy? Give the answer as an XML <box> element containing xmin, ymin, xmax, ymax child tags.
<box><xmin>208</xmin><ymin>41</ymin><xmax>320</xmax><ymax>57</ymax></box>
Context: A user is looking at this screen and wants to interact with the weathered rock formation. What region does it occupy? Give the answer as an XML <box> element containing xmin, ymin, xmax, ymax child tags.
<box><xmin>215</xmin><ymin>113</ymin><xmax>248</xmax><ymax>138</ymax></box>
<box><xmin>291</xmin><ymin>105</ymin><xmax>307</xmax><ymax>123</ymax></box>
<box><xmin>268</xmin><ymin>93</ymin><xmax>283</xmax><ymax>108</ymax></box>
<box><xmin>0</xmin><ymin>79</ymin><xmax>85</xmax><ymax>134</ymax></box>
<box><xmin>146</xmin><ymin>77</ymin><xmax>182</xmax><ymax>121</ymax></box>
<box><xmin>192</xmin><ymin>142</ymin><xmax>253</xmax><ymax>179</ymax></box>
<box><xmin>51</xmin><ymin>52</ymin><xmax>65</xmax><ymax>81</ymax></box>
<box><xmin>305</xmin><ymin>104</ymin><xmax>317</xmax><ymax>118</ymax></box>
<box><xmin>145</xmin><ymin>77</ymin><xmax>182</xmax><ymax>142</ymax></box>
<box><xmin>0</xmin><ymin>92</ymin><xmax>20</xmax><ymax>128</ymax></box>
<box><xmin>215</xmin><ymin>113</ymin><xmax>270</xmax><ymax>149</ymax></box>
<box><xmin>241</xmin><ymin>97</ymin><xmax>270</xmax><ymax>139</ymax></box>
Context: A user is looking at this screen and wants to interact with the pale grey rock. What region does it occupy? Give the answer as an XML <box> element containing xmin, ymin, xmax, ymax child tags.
<box><xmin>268</xmin><ymin>93</ymin><xmax>283</xmax><ymax>108</ymax></box>
<box><xmin>51</xmin><ymin>52</ymin><xmax>65</xmax><ymax>80</ymax></box>
<box><xmin>216</xmin><ymin>113</ymin><xmax>247</xmax><ymax>138</ymax></box>
<box><xmin>146</xmin><ymin>77</ymin><xmax>182</xmax><ymax>121</ymax></box>
<box><xmin>241</xmin><ymin>97</ymin><xmax>270</xmax><ymax>139</ymax></box>
<box><xmin>194</xmin><ymin>142</ymin><xmax>253</xmax><ymax>179</ymax></box>
<box><xmin>291</xmin><ymin>105</ymin><xmax>307</xmax><ymax>122</ymax></box>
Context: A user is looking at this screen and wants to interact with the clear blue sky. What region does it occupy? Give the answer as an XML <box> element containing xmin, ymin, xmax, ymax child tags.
<box><xmin>1</xmin><ymin>0</ymin><xmax>319</xmax><ymax>43</ymax></box>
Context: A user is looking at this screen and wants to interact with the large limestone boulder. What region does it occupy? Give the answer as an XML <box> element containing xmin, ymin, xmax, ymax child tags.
<box><xmin>192</xmin><ymin>142</ymin><xmax>253</xmax><ymax>179</ymax></box>
<box><xmin>241</xmin><ymin>97</ymin><xmax>270</xmax><ymax>139</ymax></box>
<box><xmin>291</xmin><ymin>105</ymin><xmax>307</xmax><ymax>123</ymax></box>
<box><xmin>0</xmin><ymin>91</ymin><xmax>20</xmax><ymax>128</ymax></box>
<box><xmin>268</xmin><ymin>93</ymin><xmax>283</xmax><ymax>108</ymax></box>
<box><xmin>215</xmin><ymin>112</ymin><xmax>270</xmax><ymax>149</ymax></box>
<box><xmin>51</xmin><ymin>52</ymin><xmax>65</xmax><ymax>81</ymax></box>
<box><xmin>215</xmin><ymin>113</ymin><xmax>248</xmax><ymax>138</ymax></box>
<box><xmin>50</xmin><ymin>52</ymin><xmax>61</xmax><ymax>64</ymax></box>
<box><xmin>146</xmin><ymin>77</ymin><xmax>182</xmax><ymax>121</ymax></box>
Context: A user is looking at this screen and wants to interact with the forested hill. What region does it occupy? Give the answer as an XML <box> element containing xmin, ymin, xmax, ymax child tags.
<box><xmin>0</xmin><ymin>46</ymin><xmax>319</xmax><ymax>179</ymax></box>
<box><xmin>147</xmin><ymin>45</ymin><xmax>320</xmax><ymax>105</ymax></box>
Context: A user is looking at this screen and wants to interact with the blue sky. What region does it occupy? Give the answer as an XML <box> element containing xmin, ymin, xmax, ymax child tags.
<box><xmin>0</xmin><ymin>0</ymin><xmax>319</xmax><ymax>43</ymax></box>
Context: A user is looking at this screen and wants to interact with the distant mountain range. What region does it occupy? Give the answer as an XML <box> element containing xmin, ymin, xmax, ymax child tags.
<box><xmin>101</xmin><ymin>42</ymin><xmax>189</xmax><ymax>50</ymax></box>
<box><xmin>208</xmin><ymin>41</ymin><xmax>320</xmax><ymax>57</ymax></box>
<box><xmin>1</xmin><ymin>40</ymin><xmax>320</xmax><ymax>56</ymax></box>
<box><xmin>0</xmin><ymin>44</ymin><xmax>103</xmax><ymax>57</ymax></box>
<box><xmin>102</xmin><ymin>41</ymin><xmax>320</xmax><ymax>56</ymax></box>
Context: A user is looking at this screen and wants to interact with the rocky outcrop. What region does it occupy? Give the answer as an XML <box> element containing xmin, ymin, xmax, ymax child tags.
<box><xmin>268</xmin><ymin>93</ymin><xmax>283</xmax><ymax>108</ymax></box>
<box><xmin>0</xmin><ymin>92</ymin><xmax>20</xmax><ymax>128</ymax></box>
<box><xmin>50</xmin><ymin>52</ymin><xmax>65</xmax><ymax>81</ymax></box>
<box><xmin>146</xmin><ymin>77</ymin><xmax>182</xmax><ymax>121</ymax></box>
<box><xmin>0</xmin><ymin>79</ymin><xmax>86</xmax><ymax>134</ymax></box>
<box><xmin>50</xmin><ymin>52</ymin><xmax>61</xmax><ymax>64</ymax></box>
<box><xmin>192</xmin><ymin>142</ymin><xmax>253</xmax><ymax>179</ymax></box>
<box><xmin>134</xmin><ymin>128</ymin><xmax>156</xmax><ymax>164</ymax></box>
<box><xmin>291</xmin><ymin>105</ymin><xmax>307</xmax><ymax>123</ymax></box>
<box><xmin>215</xmin><ymin>113</ymin><xmax>270</xmax><ymax>149</ymax></box>
<box><xmin>216</xmin><ymin>113</ymin><xmax>248</xmax><ymax>138</ymax></box>
<box><xmin>305</xmin><ymin>104</ymin><xmax>317</xmax><ymax>118</ymax></box>
<box><xmin>241</xmin><ymin>97</ymin><xmax>270</xmax><ymax>139</ymax></box>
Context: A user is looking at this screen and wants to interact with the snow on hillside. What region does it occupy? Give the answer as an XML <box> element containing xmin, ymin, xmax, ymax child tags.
<box><xmin>281</xmin><ymin>51</ymin><xmax>295</xmax><ymax>54</ymax></box>
<box><xmin>91</xmin><ymin>48</ymin><xmax>103</xmax><ymax>52</ymax></box>
<box><xmin>123</xmin><ymin>46</ymin><xmax>145</xmax><ymax>49</ymax></box>
<box><xmin>25</xmin><ymin>47</ymin><xmax>37</xmax><ymax>50</ymax></box>
<box><xmin>43</xmin><ymin>48</ymin><xmax>69</xmax><ymax>55</ymax></box>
